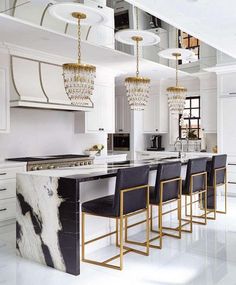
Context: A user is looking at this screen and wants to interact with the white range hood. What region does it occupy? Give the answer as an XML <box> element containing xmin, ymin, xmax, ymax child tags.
<box><xmin>9</xmin><ymin>49</ymin><xmax>94</xmax><ymax>111</ymax></box>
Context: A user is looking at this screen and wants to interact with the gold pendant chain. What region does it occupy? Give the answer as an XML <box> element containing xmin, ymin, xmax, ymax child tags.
<box><xmin>176</xmin><ymin>29</ymin><xmax>179</xmax><ymax>86</ymax></box>
<box><xmin>78</xmin><ymin>18</ymin><xmax>81</xmax><ymax>64</ymax></box>
<box><xmin>136</xmin><ymin>39</ymin><xmax>139</xmax><ymax>77</ymax></box>
<box><xmin>176</xmin><ymin>54</ymin><xmax>178</xmax><ymax>86</ymax></box>
<box><xmin>136</xmin><ymin>6</ymin><xmax>139</xmax><ymax>77</ymax></box>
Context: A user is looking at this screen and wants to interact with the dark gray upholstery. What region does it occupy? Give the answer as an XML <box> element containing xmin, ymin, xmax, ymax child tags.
<box><xmin>150</xmin><ymin>161</ymin><xmax>181</xmax><ymax>205</ymax></box>
<box><xmin>182</xmin><ymin>158</ymin><xmax>207</xmax><ymax>195</ymax></box>
<box><xmin>82</xmin><ymin>166</ymin><xmax>149</xmax><ymax>217</ymax></box>
<box><xmin>205</xmin><ymin>154</ymin><xmax>227</xmax><ymax>209</ymax></box>
<box><xmin>207</xmin><ymin>154</ymin><xmax>227</xmax><ymax>187</ymax></box>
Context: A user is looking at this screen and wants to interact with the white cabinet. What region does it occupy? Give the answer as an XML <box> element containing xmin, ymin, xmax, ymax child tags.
<box><xmin>227</xmin><ymin>164</ymin><xmax>236</xmax><ymax>196</ymax></box>
<box><xmin>143</xmin><ymin>94</ymin><xmax>159</xmax><ymax>133</ymax></box>
<box><xmin>0</xmin><ymin>164</ymin><xmax>26</xmax><ymax>223</ymax></box>
<box><xmin>143</xmin><ymin>90</ymin><xmax>168</xmax><ymax>134</ymax></box>
<box><xmin>75</xmin><ymin>83</ymin><xmax>115</xmax><ymax>133</ymax></box>
<box><xmin>199</xmin><ymin>73</ymin><xmax>217</xmax><ymax>133</ymax></box>
<box><xmin>0</xmin><ymin>63</ymin><xmax>10</xmax><ymax>133</ymax></box>
<box><xmin>218</xmin><ymin>96</ymin><xmax>236</xmax><ymax>155</ymax></box>
<box><xmin>201</xmin><ymin>89</ymin><xmax>217</xmax><ymax>133</ymax></box>
<box><xmin>115</xmin><ymin>94</ymin><xmax>130</xmax><ymax>133</ymax></box>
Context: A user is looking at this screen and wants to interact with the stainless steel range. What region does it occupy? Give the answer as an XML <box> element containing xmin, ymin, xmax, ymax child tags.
<box><xmin>7</xmin><ymin>154</ymin><xmax>93</xmax><ymax>171</ymax></box>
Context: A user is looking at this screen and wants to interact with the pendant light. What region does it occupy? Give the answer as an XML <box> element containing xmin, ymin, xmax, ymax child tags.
<box><xmin>159</xmin><ymin>30</ymin><xmax>194</xmax><ymax>114</ymax></box>
<box><xmin>49</xmin><ymin>3</ymin><xmax>108</xmax><ymax>106</ymax></box>
<box><xmin>62</xmin><ymin>12</ymin><xmax>96</xmax><ymax>106</ymax></box>
<box><xmin>115</xmin><ymin>7</ymin><xmax>160</xmax><ymax>110</ymax></box>
<box><xmin>124</xmin><ymin>34</ymin><xmax>150</xmax><ymax>111</ymax></box>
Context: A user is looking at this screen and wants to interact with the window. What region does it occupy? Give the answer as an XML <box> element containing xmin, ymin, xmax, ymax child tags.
<box><xmin>179</xmin><ymin>96</ymin><xmax>201</xmax><ymax>140</ymax></box>
<box><xmin>178</xmin><ymin>30</ymin><xmax>200</xmax><ymax>64</ymax></box>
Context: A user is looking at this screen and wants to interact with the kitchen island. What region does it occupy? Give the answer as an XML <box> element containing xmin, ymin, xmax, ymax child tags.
<box><xmin>16</xmin><ymin>157</ymin><xmax>212</xmax><ymax>275</ymax></box>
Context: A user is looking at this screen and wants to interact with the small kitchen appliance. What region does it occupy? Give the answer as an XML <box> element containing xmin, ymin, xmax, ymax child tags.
<box><xmin>147</xmin><ymin>135</ymin><xmax>165</xmax><ymax>151</ymax></box>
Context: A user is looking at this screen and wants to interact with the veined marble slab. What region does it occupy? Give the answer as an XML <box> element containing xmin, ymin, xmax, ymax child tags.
<box><xmin>16</xmin><ymin>173</ymin><xmax>80</xmax><ymax>275</ymax></box>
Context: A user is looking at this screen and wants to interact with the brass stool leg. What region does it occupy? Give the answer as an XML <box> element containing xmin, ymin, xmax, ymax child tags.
<box><xmin>159</xmin><ymin>203</ymin><xmax>163</xmax><ymax>249</ymax></box>
<box><xmin>185</xmin><ymin>195</ymin><xmax>188</xmax><ymax>217</ymax></box>
<box><xmin>120</xmin><ymin>193</ymin><xmax>124</xmax><ymax>270</ymax></box>
<box><xmin>150</xmin><ymin>205</ymin><xmax>153</xmax><ymax>231</ymax></box>
<box><xmin>116</xmin><ymin>218</ymin><xmax>119</xmax><ymax>247</ymax></box>
<box><xmin>124</xmin><ymin>216</ymin><xmax>128</xmax><ymax>242</ymax></box>
<box><xmin>204</xmin><ymin>189</ymin><xmax>207</xmax><ymax>225</ymax></box>
<box><xmin>178</xmin><ymin>197</ymin><xmax>182</xmax><ymax>239</ymax></box>
<box><xmin>213</xmin><ymin>180</ymin><xmax>217</xmax><ymax>220</ymax></box>
<box><xmin>216</xmin><ymin>183</ymin><xmax>227</xmax><ymax>214</ymax></box>
<box><xmin>190</xmin><ymin>192</ymin><xmax>193</xmax><ymax>233</ymax></box>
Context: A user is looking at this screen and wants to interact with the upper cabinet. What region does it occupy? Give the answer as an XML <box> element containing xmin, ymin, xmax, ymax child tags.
<box><xmin>217</xmin><ymin>70</ymin><xmax>236</xmax><ymax>155</ymax></box>
<box><xmin>143</xmin><ymin>86</ymin><xmax>168</xmax><ymax>134</ymax></box>
<box><xmin>115</xmin><ymin>93</ymin><xmax>131</xmax><ymax>133</ymax></box>
<box><xmin>75</xmin><ymin>80</ymin><xmax>115</xmax><ymax>134</ymax></box>
<box><xmin>0</xmin><ymin>51</ymin><xmax>10</xmax><ymax>133</ymax></box>
<box><xmin>199</xmin><ymin>73</ymin><xmax>217</xmax><ymax>133</ymax></box>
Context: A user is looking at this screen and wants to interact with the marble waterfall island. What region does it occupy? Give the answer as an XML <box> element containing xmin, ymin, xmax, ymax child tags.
<box><xmin>16</xmin><ymin>173</ymin><xmax>80</xmax><ymax>275</ymax></box>
<box><xmin>15</xmin><ymin>158</ymin><xmax>214</xmax><ymax>275</ymax></box>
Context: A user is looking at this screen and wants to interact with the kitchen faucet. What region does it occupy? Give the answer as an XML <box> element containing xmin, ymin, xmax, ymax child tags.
<box><xmin>174</xmin><ymin>137</ymin><xmax>183</xmax><ymax>158</ymax></box>
<box><xmin>174</xmin><ymin>136</ymin><xmax>189</xmax><ymax>158</ymax></box>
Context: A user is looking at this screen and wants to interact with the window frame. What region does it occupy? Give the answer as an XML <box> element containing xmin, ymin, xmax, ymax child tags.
<box><xmin>179</xmin><ymin>96</ymin><xmax>201</xmax><ymax>140</ymax></box>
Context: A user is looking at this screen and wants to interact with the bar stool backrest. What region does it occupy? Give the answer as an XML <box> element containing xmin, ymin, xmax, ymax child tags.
<box><xmin>153</xmin><ymin>161</ymin><xmax>181</xmax><ymax>204</ymax></box>
<box><xmin>184</xmin><ymin>158</ymin><xmax>207</xmax><ymax>194</ymax></box>
<box><xmin>113</xmin><ymin>165</ymin><xmax>149</xmax><ymax>216</ymax></box>
<box><xmin>207</xmin><ymin>154</ymin><xmax>227</xmax><ymax>186</ymax></box>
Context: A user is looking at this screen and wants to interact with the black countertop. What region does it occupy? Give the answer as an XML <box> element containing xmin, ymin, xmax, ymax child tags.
<box><xmin>65</xmin><ymin>158</ymin><xmax>191</xmax><ymax>182</ymax></box>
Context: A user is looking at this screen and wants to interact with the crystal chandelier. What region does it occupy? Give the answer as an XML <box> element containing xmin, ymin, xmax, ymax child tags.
<box><xmin>63</xmin><ymin>12</ymin><xmax>96</xmax><ymax>106</ymax></box>
<box><xmin>167</xmin><ymin>52</ymin><xmax>187</xmax><ymax>114</ymax></box>
<box><xmin>125</xmin><ymin>35</ymin><xmax>151</xmax><ymax>111</ymax></box>
<box><xmin>159</xmin><ymin>30</ymin><xmax>194</xmax><ymax>115</ymax></box>
<box><xmin>115</xmin><ymin>7</ymin><xmax>160</xmax><ymax>110</ymax></box>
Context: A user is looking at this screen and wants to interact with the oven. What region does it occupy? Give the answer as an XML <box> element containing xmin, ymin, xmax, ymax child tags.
<box><xmin>112</xmin><ymin>134</ymin><xmax>130</xmax><ymax>151</ymax></box>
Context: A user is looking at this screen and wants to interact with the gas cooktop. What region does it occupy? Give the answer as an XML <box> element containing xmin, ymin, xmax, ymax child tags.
<box><xmin>7</xmin><ymin>154</ymin><xmax>93</xmax><ymax>171</ymax></box>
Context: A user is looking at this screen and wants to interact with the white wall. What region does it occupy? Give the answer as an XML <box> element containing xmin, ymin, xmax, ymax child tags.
<box><xmin>0</xmin><ymin>108</ymin><xmax>107</xmax><ymax>159</ymax></box>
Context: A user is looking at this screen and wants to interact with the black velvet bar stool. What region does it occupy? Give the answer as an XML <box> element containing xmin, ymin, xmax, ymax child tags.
<box><xmin>81</xmin><ymin>165</ymin><xmax>150</xmax><ymax>271</ymax></box>
<box><xmin>205</xmin><ymin>154</ymin><xmax>227</xmax><ymax>220</ymax></box>
<box><xmin>125</xmin><ymin>161</ymin><xmax>182</xmax><ymax>250</ymax></box>
<box><xmin>182</xmin><ymin>157</ymin><xmax>208</xmax><ymax>233</ymax></box>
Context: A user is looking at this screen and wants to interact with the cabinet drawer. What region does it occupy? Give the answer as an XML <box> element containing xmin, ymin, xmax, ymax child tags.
<box><xmin>227</xmin><ymin>182</ymin><xmax>236</xmax><ymax>196</ymax></box>
<box><xmin>228</xmin><ymin>165</ymin><xmax>236</xmax><ymax>173</ymax></box>
<box><xmin>227</xmin><ymin>172</ymin><xmax>236</xmax><ymax>183</ymax></box>
<box><xmin>0</xmin><ymin>180</ymin><xmax>16</xmax><ymax>200</ymax></box>
<box><xmin>0</xmin><ymin>198</ymin><xmax>15</xmax><ymax>221</ymax></box>
<box><xmin>0</xmin><ymin>167</ymin><xmax>24</xmax><ymax>180</ymax></box>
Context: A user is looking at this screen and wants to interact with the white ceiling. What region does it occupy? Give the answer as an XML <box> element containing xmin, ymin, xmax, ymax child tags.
<box><xmin>126</xmin><ymin>0</ymin><xmax>236</xmax><ymax>59</ymax></box>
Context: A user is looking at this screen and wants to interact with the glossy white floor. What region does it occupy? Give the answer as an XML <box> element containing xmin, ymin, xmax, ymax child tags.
<box><xmin>1</xmin><ymin>197</ymin><xmax>236</xmax><ymax>285</ymax></box>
